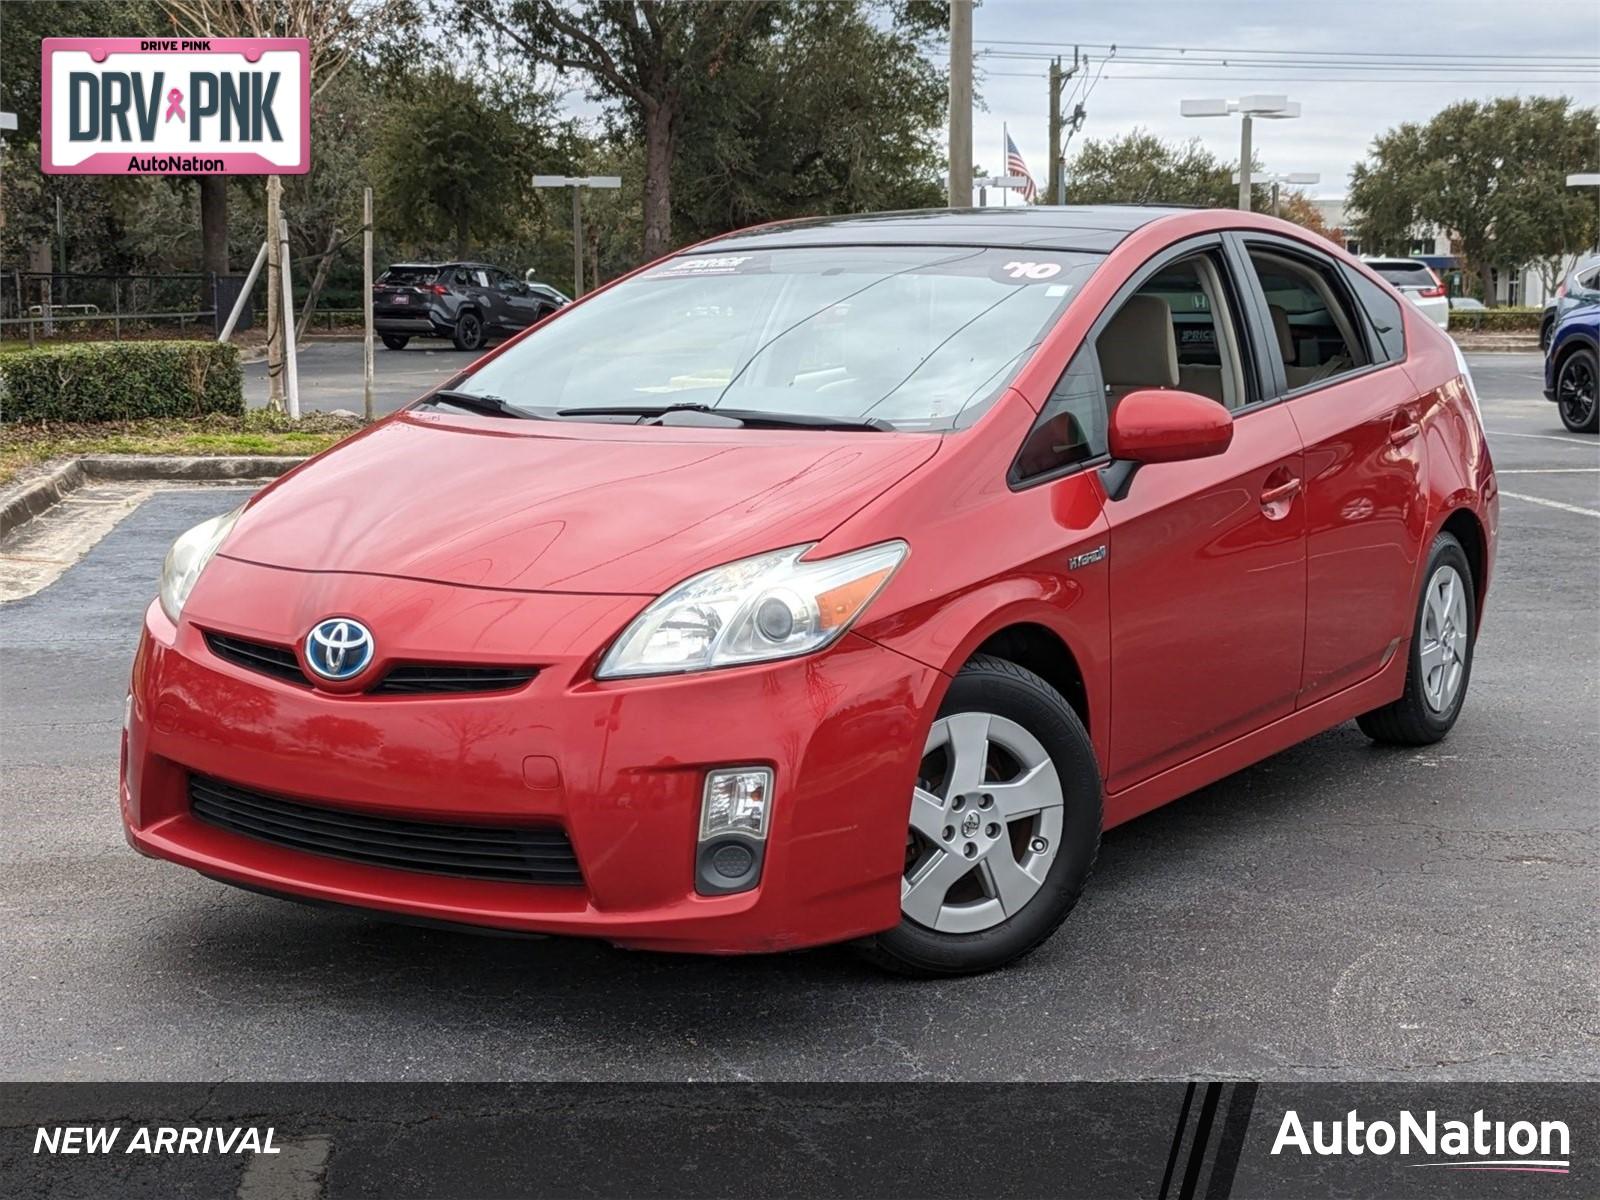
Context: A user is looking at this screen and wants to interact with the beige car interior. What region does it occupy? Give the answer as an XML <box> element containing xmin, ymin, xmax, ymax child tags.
<box><xmin>1094</xmin><ymin>254</ymin><xmax>1248</xmax><ymax>412</ymax></box>
<box><xmin>1250</xmin><ymin>250</ymin><xmax>1366</xmax><ymax>389</ymax></box>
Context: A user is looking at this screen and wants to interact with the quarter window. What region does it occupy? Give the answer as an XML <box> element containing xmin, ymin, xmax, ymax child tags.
<box><xmin>1244</xmin><ymin>247</ymin><xmax>1370</xmax><ymax>389</ymax></box>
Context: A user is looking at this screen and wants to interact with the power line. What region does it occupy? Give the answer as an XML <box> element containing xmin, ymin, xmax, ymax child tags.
<box><xmin>971</xmin><ymin>38</ymin><xmax>1598</xmax><ymax>62</ymax></box>
<box><xmin>983</xmin><ymin>71</ymin><xmax>1599</xmax><ymax>84</ymax></box>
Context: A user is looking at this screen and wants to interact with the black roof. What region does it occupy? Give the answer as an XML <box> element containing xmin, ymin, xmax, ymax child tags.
<box><xmin>695</xmin><ymin>206</ymin><xmax>1198</xmax><ymax>254</ymax></box>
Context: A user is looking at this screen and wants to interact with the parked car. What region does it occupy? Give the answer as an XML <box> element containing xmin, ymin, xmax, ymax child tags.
<box><xmin>1540</xmin><ymin>253</ymin><xmax>1600</xmax><ymax>351</ymax></box>
<box><xmin>373</xmin><ymin>262</ymin><xmax>566</xmax><ymax>351</ymax></box>
<box><xmin>1544</xmin><ymin>303</ymin><xmax>1599</xmax><ymax>433</ymax></box>
<box><xmin>125</xmin><ymin>207</ymin><xmax>1497</xmax><ymax>976</ymax></box>
<box><xmin>1362</xmin><ymin>256</ymin><xmax>1449</xmax><ymax>330</ymax></box>
<box><xmin>1448</xmin><ymin>296</ymin><xmax>1486</xmax><ymax>312</ymax></box>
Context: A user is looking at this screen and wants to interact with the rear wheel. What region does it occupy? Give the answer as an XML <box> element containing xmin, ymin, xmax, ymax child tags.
<box><xmin>380</xmin><ymin>334</ymin><xmax>409</xmax><ymax>351</ymax></box>
<box><xmin>858</xmin><ymin>655</ymin><xmax>1101</xmax><ymax>977</ymax></box>
<box><xmin>1357</xmin><ymin>532</ymin><xmax>1476</xmax><ymax>745</ymax></box>
<box><xmin>1539</xmin><ymin>312</ymin><xmax>1555</xmax><ymax>352</ymax></box>
<box><xmin>1555</xmin><ymin>347</ymin><xmax>1599</xmax><ymax>433</ymax></box>
<box><xmin>452</xmin><ymin>310</ymin><xmax>486</xmax><ymax>352</ymax></box>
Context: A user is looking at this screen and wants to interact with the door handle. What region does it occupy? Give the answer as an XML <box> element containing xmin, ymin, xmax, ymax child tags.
<box><xmin>1389</xmin><ymin>412</ymin><xmax>1421</xmax><ymax>446</ymax></box>
<box><xmin>1260</xmin><ymin>477</ymin><xmax>1302</xmax><ymax>506</ymax></box>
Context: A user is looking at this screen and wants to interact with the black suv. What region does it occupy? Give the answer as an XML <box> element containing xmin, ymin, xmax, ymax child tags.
<box><xmin>373</xmin><ymin>263</ymin><xmax>569</xmax><ymax>351</ymax></box>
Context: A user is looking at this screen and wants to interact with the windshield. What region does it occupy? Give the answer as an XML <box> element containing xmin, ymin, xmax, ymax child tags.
<box><xmin>451</xmin><ymin>246</ymin><xmax>1101</xmax><ymax>430</ymax></box>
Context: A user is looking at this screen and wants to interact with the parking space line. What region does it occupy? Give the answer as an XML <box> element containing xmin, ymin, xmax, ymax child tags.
<box><xmin>1486</xmin><ymin>430</ymin><xmax>1599</xmax><ymax>448</ymax></box>
<box><xmin>1499</xmin><ymin>491</ymin><xmax>1600</xmax><ymax>518</ymax></box>
<box><xmin>237</xmin><ymin>1135</ymin><xmax>330</xmax><ymax>1200</ymax></box>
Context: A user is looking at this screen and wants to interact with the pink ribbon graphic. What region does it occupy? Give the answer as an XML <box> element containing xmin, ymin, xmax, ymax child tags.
<box><xmin>164</xmin><ymin>88</ymin><xmax>185</xmax><ymax>123</ymax></box>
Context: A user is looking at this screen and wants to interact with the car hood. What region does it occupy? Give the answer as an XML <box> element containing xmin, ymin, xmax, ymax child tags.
<box><xmin>220</xmin><ymin>411</ymin><xmax>940</xmax><ymax>595</ymax></box>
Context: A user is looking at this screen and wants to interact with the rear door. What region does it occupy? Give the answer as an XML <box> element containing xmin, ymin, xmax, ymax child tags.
<box><xmin>1233</xmin><ymin>235</ymin><xmax>1428</xmax><ymax>706</ymax></box>
<box><xmin>492</xmin><ymin>270</ymin><xmax>546</xmax><ymax>330</ymax></box>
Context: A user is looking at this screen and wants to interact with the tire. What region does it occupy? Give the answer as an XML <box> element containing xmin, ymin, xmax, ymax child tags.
<box><xmin>1539</xmin><ymin>313</ymin><xmax>1555</xmax><ymax>353</ymax></box>
<box><xmin>1554</xmin><ymin>346</ymin><xmax>1599</xmax><ymax>434</ymax></box>
<box><xmin>1356</xmin><ymin>532</ymin><xmax>1477</xmax><ymax>746</ymax></box>
<box><xmin>857</xmin><ymin>655</ymin><xmax>1102</xmax><ymax>977</ymax></box>
<box><xmin>380</xmin><ymin>335</ymin><xmax>409</xmax><ymax>351</ymax></box>
<box><xmin>452</xmin><ymin>310</ymin><xmax>486</xmax><ymax>352</ymax></box>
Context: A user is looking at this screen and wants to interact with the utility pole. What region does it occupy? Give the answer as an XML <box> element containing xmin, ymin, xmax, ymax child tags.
<box><xmin>532</xmin><ymin>176</ymin><xmax>622</xmax><ymax>297</ymax></box>
<box><xmin>1046</xmin><ymin>48</ymin><xmax>1080</xmax><ymax>205</ymax></box>
<box><xmin>948</xmin><ymin>0</ymin><xmax>973</xmax><ymax>207</ymax></box>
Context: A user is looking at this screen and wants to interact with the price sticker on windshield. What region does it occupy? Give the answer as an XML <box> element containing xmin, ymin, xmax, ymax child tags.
<box><xmin>1001</xmin><ymin>261</ymin><xmax>1064</xmax><ymax>280</ymax></box>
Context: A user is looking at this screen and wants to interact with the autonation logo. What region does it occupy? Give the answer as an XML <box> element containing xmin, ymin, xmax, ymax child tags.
<box><xmin>1273</xmin><ymin>1108</ymin><xmax>1571</xmax><ymax>1175</ymax></box>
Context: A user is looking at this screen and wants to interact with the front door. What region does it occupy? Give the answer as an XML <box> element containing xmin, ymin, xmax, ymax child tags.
<box><xmin>1098</xmin><ymin>244</ymin><xmax>1308</xmax><ymax>792</ymax></box>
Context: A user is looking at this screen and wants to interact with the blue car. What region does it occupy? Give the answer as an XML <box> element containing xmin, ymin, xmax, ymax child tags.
<box><xmin>1545</xmin><ymin>304</ymin><xmax>1599</xmax><ymax>433</ymax></box>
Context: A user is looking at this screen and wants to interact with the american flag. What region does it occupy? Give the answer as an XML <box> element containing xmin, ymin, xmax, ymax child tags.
<box><xmin>1005</xmin><ymin>132</ymin><xmax>1038</xmax><ymax>203</ymax></box>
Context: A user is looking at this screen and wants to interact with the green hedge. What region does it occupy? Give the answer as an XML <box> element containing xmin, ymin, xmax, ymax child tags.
<box><xmin>1447</xmin><ymin>307</ymin><xmax>1543</xmax><ymax>332</ymax></box>
<box><xmin>0</xmin><ymin>340</ymin><xmax>243</xmax><ymax>423</ymax></box>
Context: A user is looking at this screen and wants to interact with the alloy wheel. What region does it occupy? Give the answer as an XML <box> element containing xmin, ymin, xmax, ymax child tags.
<box><xmin>1557</xmin><ymin>355</ymin><xmax>1596</xmax><ymax>430</ymax></box>
<box><xmin>1419</xmin><ymin>563</ymin><xmax>1469</xmax><ymax>713</ymax></box>
<box><xmin>902</xmin><ymin>712</ymin><xmax>1064</xmax><ymax>933</ymax></box>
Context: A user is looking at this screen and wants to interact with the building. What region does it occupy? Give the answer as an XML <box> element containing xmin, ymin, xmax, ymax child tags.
<box><xmin>1309</xmin><ymin>196</ymin><xmax>1575</xmax><ymax>307</ymax></box>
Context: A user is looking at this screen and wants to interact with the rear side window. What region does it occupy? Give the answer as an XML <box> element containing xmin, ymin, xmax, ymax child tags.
<box><xmin>1244</xmin><ymin>247</ymin><xmax>1370</xmax><ymax>391</ymax></box>
<box><xmin>1344</xmin><ymin>267</ymin><xmax>1406</xmax><ymax>362</ymax></box>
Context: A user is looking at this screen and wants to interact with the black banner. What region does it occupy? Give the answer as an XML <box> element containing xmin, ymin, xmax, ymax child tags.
<box><xmin>2</xmin><ymin>1083</ymin><xmax>1592</xmax><ymax>1198</ymax></box>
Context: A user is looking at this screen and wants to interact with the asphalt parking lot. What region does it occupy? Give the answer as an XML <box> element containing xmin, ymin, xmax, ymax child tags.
<box><xmin>5</xmin><ymin>353</ymin><xmax>1596</xmax><ymax>1083</ymax></box>
<box><xmin>242</xmin><ymin>338</ymin><xmax>471</xmax><ymax>414</ymax></box>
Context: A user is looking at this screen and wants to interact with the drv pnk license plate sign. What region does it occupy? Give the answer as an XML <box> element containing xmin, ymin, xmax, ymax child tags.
<box><xmin>41</xmin><ymin>38</ymin><xmax>309</xmax><ymax>175</ymax></box>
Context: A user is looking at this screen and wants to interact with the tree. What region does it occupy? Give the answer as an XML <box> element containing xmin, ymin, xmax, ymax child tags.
<box><xmin>460</xmin><ymin>0</ymin><xmax>772</xmax><ymax>260</ymax></box>
<box><xmin>669</xmin><ymin>2</ymin><xmax>946</xmax><ymax>242</ymax></box>
<box><xmin>1348</xmin><ymin>96</ymin><xmax>1599</xmax><ymax>306</ymax></box>
<box><xmin>161</xmin><ymin>0</ymin><xmax>411</xmax><ymax>277</ymax></box>
<box><xmin>1065</xmin><ymin>130</ymin><xmax>1265</xmax><ymax>209</ymax></box>
<box><xmin>1277</xmin><ymin>191</ymin><xmax>1338</xmax><ymax>244</ymax></box>
<box><xmin>370</xmin><ymin>71</ymin><xmax>534</xmax><ymax>258</ymax></box>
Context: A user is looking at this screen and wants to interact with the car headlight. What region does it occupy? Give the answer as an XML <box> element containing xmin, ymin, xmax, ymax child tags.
<box><xmin>158</xmin><ymin>505</ymin><xmax>244</xmax><ymax>622</ymax></box>
<box><xmin>597</xmin><ymin>540</ymin><xmax>907</xmax><ymax>679</ymax></box>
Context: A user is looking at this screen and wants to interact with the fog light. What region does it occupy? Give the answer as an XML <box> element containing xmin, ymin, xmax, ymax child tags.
<box><xmin>699</xmin><ymin>767</ymin><xmax>773</xmax><ymax>840</ymax></box>
<box><xmin>696</xmin><ymin>767</ymin><xmax>772</xmax><ymax>896</ymax></box>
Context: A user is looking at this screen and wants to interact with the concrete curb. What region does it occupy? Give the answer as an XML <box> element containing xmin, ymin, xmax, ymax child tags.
<box><xmin>0</xmin><ymin>455</ymin><xmax>304</xmax><ymax>539</ymax></box>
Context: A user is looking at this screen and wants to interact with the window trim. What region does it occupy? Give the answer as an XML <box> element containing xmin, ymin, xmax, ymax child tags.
<box><xmin>1008</xmin><ymin>233</ymin><xmax>1265</xmax><ymax>492</ymax></box>
<box><xmin>1227</xmin><ymin>232</ymin><xmax>1399</xmax><ymax>403</ymax></box>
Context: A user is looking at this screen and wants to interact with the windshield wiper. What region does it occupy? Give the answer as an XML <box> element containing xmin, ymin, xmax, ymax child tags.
<box><xmin>423</xmin><ymin>389</ymin><xmax>541</xmax><ymax>419</ymax></box>
<box><xmin>555</xmin><ymin>403</ymin><xmax>892</xmax><ymax>432</ymax></box>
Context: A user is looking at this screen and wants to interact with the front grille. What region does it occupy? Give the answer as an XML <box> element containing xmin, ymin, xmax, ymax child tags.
<box><xmin>205</xmin><ymin>632</ymin><xmax>306</xmax><ymax>685</ymax></box>
<box><xmin>371</xmin><ymin>665</ymin><xmax>539</xmax><ymax>695</ymax></box>
<box><xmin>201</xmin><ymin>630</ymin><xmax>538</xmax><ymax>696</ymax></box>
<box><xmin>188</xmin><ymin>775</ymin><xmax>583</xmax><ymax>885</ymax></box>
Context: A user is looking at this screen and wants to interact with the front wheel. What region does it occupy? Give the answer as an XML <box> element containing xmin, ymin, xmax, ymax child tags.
<box><xmin>452</xmin><ymin>311</ymin><xmax>486</xmax><ymax>352</ymax></box>
<box><xmin>1357</xmin><ymin>532</ymin><xmax>1476</xmax><ymax>745</ymax></box>
<box><xmin>858</xmin><ymin>655</ymin><xmax>1102</xmax><ymax>977</ymax></box>
<box><xmin>1555</xmin><ymin>347</ymin><xmax>1599</xmax><ymax>433</ymax></box>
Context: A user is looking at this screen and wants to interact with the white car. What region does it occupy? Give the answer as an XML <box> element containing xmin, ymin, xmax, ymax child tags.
<box><xmin>1363</xmin><ymin>257</ymin><xmax>1449</xmax><ymax>331</ymax></box>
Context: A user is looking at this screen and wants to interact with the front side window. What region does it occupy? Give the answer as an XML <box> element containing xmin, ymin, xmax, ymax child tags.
<box><xmin>1246</xmin><ymin>247</ymin><xmax>1370</xmax><ymax>390</ymax></box>
<box><xmin>451</xmin><ymin>246</ymin><xmax>1102</xmax><ymax>431</ymax></box>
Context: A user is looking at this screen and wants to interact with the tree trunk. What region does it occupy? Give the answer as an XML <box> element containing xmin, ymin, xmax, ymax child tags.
<box><xmin>296</xmin><ymin>226</ymin><xmax>341</xmax><ymax>342</ymax></box>
<box><xmin>1479</xmin><ymin>263</ymin><xmax>1496</xmax><ymax>309</ymax></box>
<box><xmin>642</xmin><ymin>103</ymin><xmax>676</xmax><ymax>261</ymax></box>
<box><xmin>455</xmin><ymin>205</ymin><xmax>469</xmax><ymax>260</ymax></box>
<box><xmin>199</xmin><ymin>177</ymin><xmax>229</xmax><ymax>277</ymax></box>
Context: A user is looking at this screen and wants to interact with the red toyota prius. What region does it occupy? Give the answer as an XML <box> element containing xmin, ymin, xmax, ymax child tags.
<box><xmin>121</xmin><ymin>207</ymin><xmax>1497</xmax><ymax>975</ymax></box>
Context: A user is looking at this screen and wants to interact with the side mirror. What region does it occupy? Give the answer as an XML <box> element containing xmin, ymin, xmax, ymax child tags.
<box><xmin>1103</xmin><ymin>389</ymin><xmax>1234</xmax><ymax>500</ymax></box>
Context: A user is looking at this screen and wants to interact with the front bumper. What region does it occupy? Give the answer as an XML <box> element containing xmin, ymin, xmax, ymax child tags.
<box><xmin>120</xmin><ymin>562</ymin><xmax>941</xmax><ymax>953</ymax></box>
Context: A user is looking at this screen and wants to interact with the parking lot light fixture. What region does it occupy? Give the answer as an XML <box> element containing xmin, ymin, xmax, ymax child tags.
<box><xmin>1182</xmin><ymin>95</ymin><xmax>1302</xmax><ymax>211</ymax></box>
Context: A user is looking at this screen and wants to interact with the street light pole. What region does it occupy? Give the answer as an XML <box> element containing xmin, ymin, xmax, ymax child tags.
<box><xmin>1182</xmin><ymin>95</ymin><xmax>1301</xmax><ymax>212</ymax></box>
<box><xmin>532</xmin><ymin>175</ymin><xmax>622</xmax><ymax>297</ymax></box>
<box><xmin>1232</xmin><ymin>170</ymin><xmax>1319</xmax><ymax>218</ymax></box>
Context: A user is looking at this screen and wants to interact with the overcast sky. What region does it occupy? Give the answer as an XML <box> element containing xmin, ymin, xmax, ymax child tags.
<box><xmin>968</xmin><ymin>0</ymin><xmax>1600</xmax><ymax>203</ymax></box>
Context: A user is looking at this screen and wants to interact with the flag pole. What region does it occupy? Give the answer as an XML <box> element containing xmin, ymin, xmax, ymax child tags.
<box><xmin>1001</xmin><ymin>122</ymin><xmax>1008</xmax><ymax>208</ymax></box>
